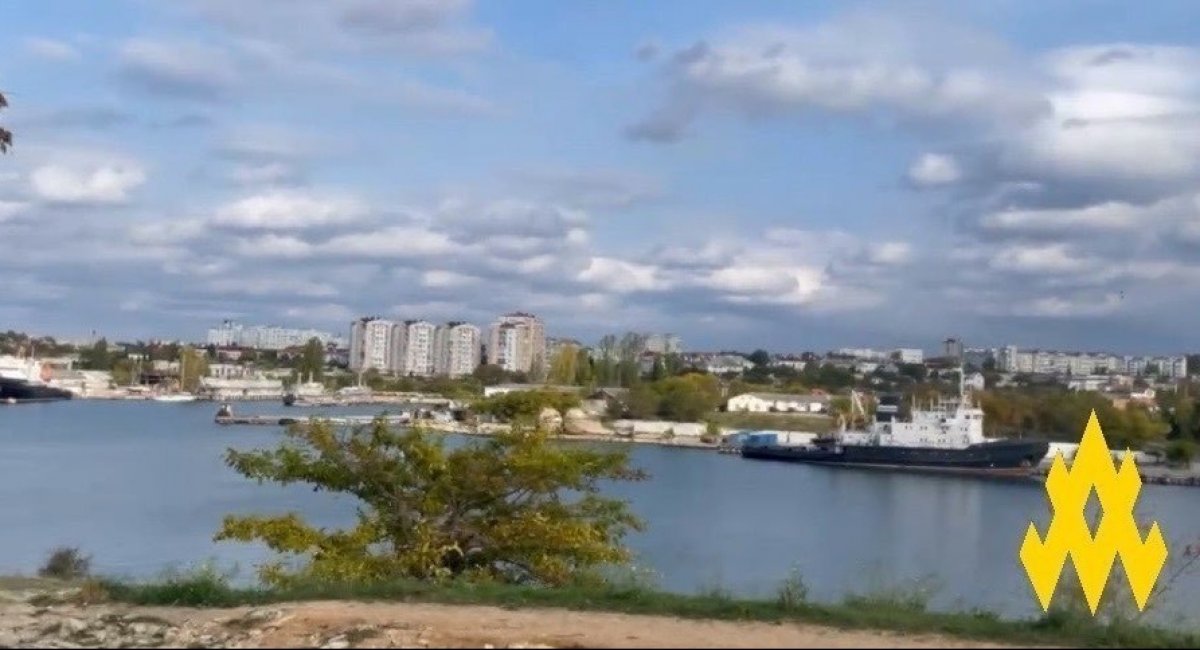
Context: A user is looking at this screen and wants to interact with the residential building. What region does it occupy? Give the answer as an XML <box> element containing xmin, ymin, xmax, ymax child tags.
<box><xmin>349</xmin><ymin>317</ymin><xmax>395</xmax><ymax>373</ymax></box>
<box><xmin>436</xmin><ymin>322</ymin><xmax>481</xmax><ymax>378</ymax></box>
<box><xmin>401</xmin><ymin>320</ymin><xmax>437</xmax><ymax>377</ymax></box>
<box><xmin>834</xmin><ymin>347</ymin><xmax>888</xmax><ymax>361</ymax></box>
<box><xmin>943</xmin><ymin>338</ymin><xmax>965</xmax><ymax>361</ymax></box>
<box><xmin>726</xmin><ymin>392</ymin><xmax>829</xmax><ymax>414</ymax></box>
<box><xmin>893</xmin><ymin>348</ymin><xmax>924</xmax><ymax>364</ymax></box>
<box><xmin>964</xmin><ymin>372</ymin><xmax>986</xmax><ymax>392</ymax></box>
<box><xmin>207</xmin><ymin>320</ymin><xmax>344</xmax><ymax>350</ymax></box>
<box><xmin>642</xmin><ymin>333</ymin><xmax>683</xmax><ymax>355</ymax></box>
<box><xmin>487</xmin><ymin>312</ymin><xmax>546</xmax><ymax>374</ymax></box>
<box><xmin>996</xmin><ymin>345</ymin><xmax>1186</xmax><ymax>379</ymax></box>
<box><xmin>705</xmin><ymin>354</ymin><xmax>755</xmax><ymax>375</ymax></box>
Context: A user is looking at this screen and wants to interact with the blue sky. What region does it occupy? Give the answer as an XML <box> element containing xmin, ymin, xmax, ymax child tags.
<box><xmin>4</xmin><ymin>1</ymin><xmax>1200</xmax><ymax>354</ymax></box>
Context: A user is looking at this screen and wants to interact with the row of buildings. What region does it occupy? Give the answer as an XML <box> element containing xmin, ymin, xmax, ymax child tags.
<box><xmin>206</xmin><ymin>321</ymin><xmax>345</xmax><ymax>350</ymax></box>
<box><xmin>348</xmin><ymin>312</ymin><xmax>546</xmax><ymax>378</ymax></box>
<box><xmin>992</xmin><ymin>346</ymin><xmax>1187</xmax><ymax>379</ymax></box>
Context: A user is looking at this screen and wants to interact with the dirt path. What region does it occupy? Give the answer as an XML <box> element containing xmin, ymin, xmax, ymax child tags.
<box><xmin>1</xmin><ymin>597</ymin><xmax>1045</xmax><ymax>648</ymax></box>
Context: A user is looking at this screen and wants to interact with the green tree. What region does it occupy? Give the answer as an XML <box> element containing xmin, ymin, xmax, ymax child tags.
<box><xmin>295</xmin><ymin>337</ymin><xmax>325</xmax><ymax>382</ymax></box>
<box><xmin>79</xmin><ymin>339</ymin><xmax>112</xmax><ymax>371</ymax></box>
<box><xmin>473</xmin><ymin>389</ymin><xmax>581</xmax><ymax>423</ymax></box>
<box><xmin>573</xmin><ymin>348</ymin><xmax>594</xmax><ymax>386</ymax></box>
<box><xmin>111</xmin><ymin>358</ymin><xmax>135</xmax><ymax>386</ymax></box>
<box><xmin>547</xmin><ymin>344</ymin><xmax>578</xmax><ymax>385</ymax></box>
<box><xmin>215</xmin><ymin>419</ymin><xmax>646</xmax><ymax>587</ymax></box>
<box><xmin>649</xmin><ymin>355</ymin><xmax>666</xmax><ymax>381</ymax></box>
<box><xmin>0</xmin><ymin>92</ymin><xmax>11</xmax><ymax>153</ymax></box>
<box><xmin>179</xmin><ymin>346</ymin><xmax>209</xmax><ymax>393</ymax></box>
<box><xmin>747</xmin><ymin>349</ymin><xmax>771</xmax><ymax>367</ymax></box>
<box><xmin>472</xmin><ymin>364</ymin><xmax>510</xmax><ymax>386</ymax></box>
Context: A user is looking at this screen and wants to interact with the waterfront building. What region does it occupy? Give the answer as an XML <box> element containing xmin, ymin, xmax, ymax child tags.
<box><xmin>487</xmin><ymin>312</ymin><xmax>546</xmax><ymax>374</ymax></box>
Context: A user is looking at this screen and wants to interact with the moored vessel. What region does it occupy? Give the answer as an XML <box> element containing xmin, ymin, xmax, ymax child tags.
<box><xmin>0</xmin><ymin>355</ymin><xmax>74</xmax><ymax>403</ymax></box>
<box><xmin>741</xmin><ymin>370</ymin><xmax>1049</xmax><ymax>476</ymax></box>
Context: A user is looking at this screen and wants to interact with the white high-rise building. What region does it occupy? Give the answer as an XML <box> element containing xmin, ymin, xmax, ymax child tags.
<box><xmin>349</xmin><ymin>317</ymin><xmax>395</xmax><ymax>372</ymax></box>
<box><xmin>487</xmin><ymin>312</ymin><xmax>545</xmax><ymax>374</ymax></box>
<box><xmin>402</xmin><ymin>320</ymin><xmax>437</xmax><ymax>377</ymax></box>
<box><xmin>208</xmin><ymin>320</ymin><xmax>343</xmax><ymax>350</ymax></box>
<box><xmin>436</xmin><ymin>322</ymin><xmax>481</xmax><ymax>378</ymax></box>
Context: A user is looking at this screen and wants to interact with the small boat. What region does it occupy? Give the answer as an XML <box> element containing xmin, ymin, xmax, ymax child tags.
<box><xmin>153</xmin><ymin>393</ymin><xmax>197</xmax><ymax>403</ymax></box>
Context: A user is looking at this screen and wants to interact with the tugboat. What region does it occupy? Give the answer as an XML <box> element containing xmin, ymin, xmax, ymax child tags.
<box><xmin>741</xmin><ymin>369</ymin><xmax>1049</xmax><ymax>477</ymax></box>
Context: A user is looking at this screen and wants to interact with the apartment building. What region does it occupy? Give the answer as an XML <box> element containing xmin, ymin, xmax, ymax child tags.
<box><xmin>487</xmin><ymin>312</ymin><xmax>546</xmax><ymax>374</ymax></box>
<box><xmin>996</xmin><ymin>345</ymin><xmax>1188</xmax><ymax>379</ymax></box>
<box><xmin>437</xmin><ymin>322</ymin><xmax>482</xmax><ymax>378</ymax></box>
<box><xmin>348</xmin><ymin>317</ymin><xmax>394</xmax><ymax>372</ymax></box>
<box><xmin>207</xmin><ymin>320</ymin><xmax>343</xmax><ymax>350</ymax></box>
<box><xmin>401</xmin><ymin>320</ymin><xmax>437</xmax><ymax>377</ymax></box>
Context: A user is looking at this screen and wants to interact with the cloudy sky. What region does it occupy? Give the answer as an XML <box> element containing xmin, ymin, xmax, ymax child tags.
<box><xmin>3</xmin><ymin>0</ymin><xmax>1200</xmax><ymax>354</ymax></box>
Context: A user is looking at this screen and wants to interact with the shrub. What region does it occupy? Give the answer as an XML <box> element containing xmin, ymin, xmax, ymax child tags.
<box><xmin>1165</xmin><ymin>439</ymin><xmax>1197</xmax><ymax>466</ymax></box>
<box><xmin>38</xmin><ymin>546</ymin><xmax>91</xmax><ymax>580</ymax></box>
<box><xmin>776</xmin><ymin>566</ymin><xmax>809</xmax><ymax>612</ymax></box>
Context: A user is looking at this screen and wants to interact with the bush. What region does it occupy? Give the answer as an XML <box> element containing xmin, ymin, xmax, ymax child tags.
<box><xmin>1165</xmin><ymin>439</ymin><xmax>1197</xmax><ymax>466</ymax></box>
<box><xmin>776</xmin><ymin>566</ymin><xmax>809</xmax><ymax>612</ymax></box>
<box><xmin>38</xmin><ymin>546</ymin><xmax>91</xmax><ymax>580</ymax></box>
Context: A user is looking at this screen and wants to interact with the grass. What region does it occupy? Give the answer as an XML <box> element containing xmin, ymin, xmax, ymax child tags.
<box><xmin>713</xmin><ymin>411</ymin><xmax>835</xmax><ymax>433</ymax></box>
<box><xmin>89</xmin><ymin>570</ymin><xmax>1200</xmax><ymax>648</ymax></box>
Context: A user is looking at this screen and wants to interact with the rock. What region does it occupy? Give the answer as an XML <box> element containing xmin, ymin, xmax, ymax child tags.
<box><xmin>321</xmin><ymin>635</ymin><xmax>351</xmax><ymax>649</ymax></box>
<box><xmin>61</xmin><ymin>617</ymin><xmax>89</xmax><ymax>635</ymax></box>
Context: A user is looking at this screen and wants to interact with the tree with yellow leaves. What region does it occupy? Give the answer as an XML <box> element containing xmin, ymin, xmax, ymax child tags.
<box><xmin>215</xmin><ymin>418</ymin><xmax>646</xmax><ymax>587</ymax></box>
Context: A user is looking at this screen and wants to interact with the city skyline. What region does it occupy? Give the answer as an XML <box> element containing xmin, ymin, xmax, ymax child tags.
<box><xmin>7</xmin><ymin>2</ymin><xmax>1200</xmax><ymax>353</ymax></box>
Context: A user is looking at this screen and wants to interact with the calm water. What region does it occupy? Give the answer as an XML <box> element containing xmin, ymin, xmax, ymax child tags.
<box><xmin>2</xmin><ymin>400</ymin><xmax>1198</xmax><ymax>622</ymax></box>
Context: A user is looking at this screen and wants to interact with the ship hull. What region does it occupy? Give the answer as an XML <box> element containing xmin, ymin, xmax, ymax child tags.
<box><xmin>0</xmin><ymin>377</ymin><xmax>74</xmax><ymax>402</ymax></box>
<box><xmin>741</xmin><ymin>438</ymin><xmax>1050</xmax><ymax>476</ymax></box>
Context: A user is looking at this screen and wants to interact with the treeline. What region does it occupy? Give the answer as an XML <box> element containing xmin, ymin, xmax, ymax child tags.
<box><xmin>614</xmin><ymin>373</ymin><xmax>723</xmax><ymax>421</ymax></box>
<box><xmin>976</xmin><ymin>388</ymin><xmax>1165</xmax><ymax>449</ymax></box>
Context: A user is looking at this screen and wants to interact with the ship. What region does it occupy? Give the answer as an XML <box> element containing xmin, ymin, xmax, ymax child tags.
<box><xmin>0</xmin><ymin>355</ymin><xmax>75</xmax><ymax>403</ymax></box>
<box><xmin>740</xmin><ymin>370</ymin><xmax>1049</xmax><ymax>477</ymax></box>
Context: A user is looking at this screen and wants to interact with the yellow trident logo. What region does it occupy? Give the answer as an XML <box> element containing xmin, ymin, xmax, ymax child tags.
<box><xmin>1019</xmin><ymin>410</ymin><xmax>1168</xmax><ymax>614</ymax></box>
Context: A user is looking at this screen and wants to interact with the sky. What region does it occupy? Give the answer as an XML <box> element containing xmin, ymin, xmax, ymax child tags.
<box><xmin>3</xmin><ymin>0</ymin><xmax>1200</xmax><ymax>354</ymax></box>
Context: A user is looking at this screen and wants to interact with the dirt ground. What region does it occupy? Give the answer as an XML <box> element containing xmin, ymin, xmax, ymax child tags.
<box><xmin>0</xmin><ymin>596</ymin><xmax>1046</xmax><ymax>649</ymax></box>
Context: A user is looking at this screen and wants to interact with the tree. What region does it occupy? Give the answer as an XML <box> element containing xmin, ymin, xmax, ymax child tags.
<box><xmin>547</xmin><ymin>344</ymin><xmax>578</xmax><ymax>385</ymax></box>
<box><xmin>179</xmin><ymin>346</ymin><xmax>209</xmax><ymax>392</ymax></box>
<box><xmin>649</xmin><ymin>355</ymin><xmax>666</xmax><ymax>381</ymax></box>
<box><xmin>747</xmin><ymin>349</ymin><xmax>771</xmax><ymax>367</ymax></box>
<box><xmin>473</xmin><ymin>364</ymin><xmax>509</xmax><ymax>386</ymax></box>
<box><xmin>111</xmin><ymin>359</ymin><xmax>135</xmax><ymax>386</ymax></box>
<box><xmin>79</xmin><ymin>339</ymin><xmax>112</xmax><ymax>371</ymax></box>
<box><xmin>215</xmin><ymin>419</ymin><xmax>646</xmax><ymax>587</ymax></box>
<box><xmin>0</xmin><ymin>92</ymin><xmax>11</xmax><ymax>153</ymax></box>
<box><xmin>573</xmin><ymin>348</ymin><xmax>594</xmax><ymax>386</ymax></box>
<box><xmin>295</xmin><ymin>337</ymin><xmax>326</xmax><ymax>382</ymax></box>
<box><xmin>473</xmin><ymin>389</ymin><xmax>581</xmax><ymax>423</ymax></box>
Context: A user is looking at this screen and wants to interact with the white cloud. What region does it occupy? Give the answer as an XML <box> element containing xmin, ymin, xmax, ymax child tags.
<box><xmin>129</xmin><ymin>219</ymin><xmax>206</xmax><ymax>245</ymax></box>
<box><xmin>866</xmin><ymin>242</ymin><xmax>913</xmax><ymax>265</ymax></box>
<box><xmin>0</xmin><ymin>201</ymin><xmax>30</xmax><ymax>222</ymax></box>
<box><xmin>420</xmin><ymin>270</ymin><xmax>479</xmax><ymax>288</ymax></box>
<box><xmin>283</xmin><ymin>302</ymin><xmax>354</xmax><ymax>323</ymax></box>
<box><xmin>907</xmin><ymin>153</ymin><xmax>961</xmax><ymax>187</ymax></box>
<box><xmin>30</xmin><ymin>162</ymin><xmax>146</xmax><ymax>204</ymax></box>
<box><xmin>576</xmin><ymin>257</ymin><xmax>668</xmax><ymax>293</ymax></box>
<box><xmin>988</xmin><ymin>243</ymin><xmax>1093</xmax><ymax>274</ymax></box>
<box><xmin>205</xmin><ymin>276</ymin><xmax>338</xmax><ymax>297</ymax></box>
<box><xmin>320</xmin><ymin>226</ymin><xmax>455</xmax><ymax>257</ymax></box>
<box><xmin>229</xmin><ymin>162</ymin><xmax>300</xmax><ymax>186</ymax></box>
<box><xmin>24</xmin><ymin>37</ymin><xmax>80</xmax><ymax>61</ymax></box>
<box><xmin>117</xmin><ymin>38</ymin><xmax>240</xmax><ymax>100</ymax></box>
<box><xmin>980</xmin><ymin>201</ymin><xmax>1144</xmax><ymax>235</ymax></box>
<box><xmin>213</xmin><ymin>190</ymin><xmax>366</xmax><ymax>229</ymax></box>
<box><xmin>233</xmin><ymin>234</ymin><xmax>315</xmax><ymax>258</ymax></box>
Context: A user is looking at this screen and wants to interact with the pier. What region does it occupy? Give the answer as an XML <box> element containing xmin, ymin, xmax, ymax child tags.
<box><xmin>215</xmin><ymin>413</ymin><xmax>416</xmax><ymax>427</ymax></box>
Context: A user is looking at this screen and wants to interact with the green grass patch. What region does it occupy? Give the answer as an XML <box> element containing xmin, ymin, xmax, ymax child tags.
<box><xmin>713</xmin><ymin>411</ymin><xmax>834</xmax><ymax>433</ymax></box>
<box><xmin>94</xmin><ymin>570</ymin><xmax>1200</xmax><ymax>648</ymax></box>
